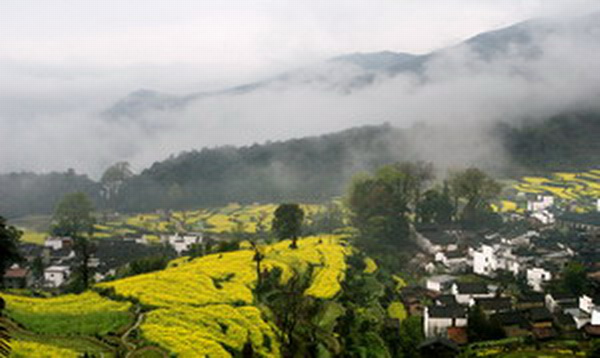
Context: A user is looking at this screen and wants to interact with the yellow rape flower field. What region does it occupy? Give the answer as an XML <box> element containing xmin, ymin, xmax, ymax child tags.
<box><xmin>504</xmin><ymin>169</ymin><xmax>600</xmax><ymax>213</ymax></box>
<box><xmin>0</xmin><ymin>291</ymin><xmax>132</xmax><ymax>335</ymax></box>
<box><xmin>10</xmin><ymin>340</ymin><xmax>80</xmax><ymax>358</ymax></box>
<box><xmin>97</xmin><ymin>235</ymin><xmax>351</xmax><ymax>357</ymax></box>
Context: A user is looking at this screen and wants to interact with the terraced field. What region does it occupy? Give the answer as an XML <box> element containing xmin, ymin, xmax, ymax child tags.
<box><xmin>91</xmin><ymin>203</ymin><xmax>325</xmax><ymax>240</ymax></box>
<box><xmin>1</xmin><ymin>235</ymin><xmax>350</xmax><ymax>357</ymax></box>
<box><xmin>495</xmin><ymin>169</ymin><xmax>600</xmax><ymax>213</ymax></box>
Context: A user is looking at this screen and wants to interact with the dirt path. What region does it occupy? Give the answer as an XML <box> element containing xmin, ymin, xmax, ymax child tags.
<box><xmin>122</xmin><ymin>307</ymin><xmax>144</xmax><ymax>357</ymax></box>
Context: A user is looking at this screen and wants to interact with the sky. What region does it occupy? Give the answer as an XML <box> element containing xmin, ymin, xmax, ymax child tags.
<box><xmin>2</xmin><ymin>0</ymin><xmax>598</xmax><ymax>86</ymax></box>
<box><xmin>1</xmin><ymin>0</ymin><xmax>600</xmax><ymax>176</ymax></box>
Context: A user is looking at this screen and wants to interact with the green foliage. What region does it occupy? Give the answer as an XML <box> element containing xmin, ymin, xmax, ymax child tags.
<box><xmin>52</xmin><ymin>192</ymin><xmax>95</xmax><ymax>237</ymax></box>
<box><xmin>347</xmin><ymin>166</ymin><xmax>411</xmax><ymax>249</ymax></box>
<box><xmin>0</xmin><ymin>217</ymin><xmax>22</xmax><ymax>280</ymax></box>
<box><xmin>416</xmin><ymin>187</ymin><xmax>454</xmax><ymax>224</ymax></box>
<box><xmin>467</xmin><ymin>305</ymin><xmax>505</xmax><ymax>342</ymax></box>
<box><xmin>124</xmin><ymin>255</ymin><xmax>170</xmax><ymax>277</ymax></box>
<box><xmin>272</xmin><ymin>204</ymin><xmax>304</xmax><ymax>248</ymax></box>
<box><xmin>448</xmin><ymin>168</ymin><xmax>502</xmax><ymax>228</ymax></box>
<box><xmin>561</xmin><ymin>262</ymin><xmax>589</xmax><ymax>296</ymax></box>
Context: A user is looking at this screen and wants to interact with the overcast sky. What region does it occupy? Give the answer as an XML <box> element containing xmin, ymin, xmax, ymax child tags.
<box><xmin>2</xmin><ymin>0</ymin><xmax>600</xmax><ymax>176</ymax></box>
<box><xmin>2</xmin><ymin>0</ymin><xmax>599</xmax><ymax>86</ymax></box>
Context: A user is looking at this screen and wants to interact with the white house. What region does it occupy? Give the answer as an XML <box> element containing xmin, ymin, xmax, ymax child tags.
<box><xmin>531</xmin><ymin>210</ymin><xmax>555</xmax><ymax>225</ymax></box>
<box><xmin>451</xmin><ymin>282</ymin><xmax>494</xmax><ymax>305</ymax></box>
<box><xmin>423</xmin><ymin>306</ymin><xmax>467</xmax><ymax>338</ymax></box>
<box><xmin>426</xmin><ymin>275</ymin><xmax>456</xmax><ymax>292</ymax></box>
<box><xmin>545</xmin><ymin>292</ymin><xmax>577</xmax><ymax>313</ymax></box>
<box><xmin>44</xmin><ymin>237</ymin><xmax>73</xmax><ymax>251</ymax></box>
<box><xmin>473</xmin><ymin>245</ymin><xmax>496</xmax><ymax>276</ymax></box>
<box><xmin>527</xmin><ymin>195</ymin><xmax>554</xmax><ymax>212</ymax></box>
<box><xmin>168</xmin><ymin>233</ymin><xmax>204</xmax><ymax>255</ymax></box>
<box><xmin>597</xmin><ymin>199</ymin><xmax>600</xmax><ymax>212</ymax></box>
<box><xmin>526</xmin><ymin>268</ymin><xmax>552</xmax><ymax>292</ymax></box>
<box><xmin>44</xmin><ymin>265</ymin><xmax>70</xmax><ymax>287</ymax></box>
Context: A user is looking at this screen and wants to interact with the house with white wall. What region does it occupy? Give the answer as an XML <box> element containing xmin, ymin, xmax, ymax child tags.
<box><xmin>526</xmin><ymin>268</ymin><xmax>552</xmax><ymax>292</ymax></box>
<box><xmin>451</xmin><ymin>282</ymin><xmax>494</xmax><ymax>305</ymax></box>
<box><xmin>44</xmin><ymin>237</ymin><xmax>73</xmax><ymax>251</ymax></box>
<box><xmin>44</xmin><ymin>265</ymin><xmax>70</xmax><ymax>287</ymax></box>
<box><xmin>426</xmin><ymin>275</ymin><xmax>456</xmax><ymax>292</ymax></box>
<box><xmin>423</xmin><ymin>306</ymin><xmax>467</xmax><ymax>338</ymax></box>
<box><xmin>527</xmin><ymin>195</ymin><xmax>554</xmax><ymax>212</ymax></box>
<box><xmin>168</xmin><ymin>232</ymin><xmax>204</xmax><ymax>255</ymax></box>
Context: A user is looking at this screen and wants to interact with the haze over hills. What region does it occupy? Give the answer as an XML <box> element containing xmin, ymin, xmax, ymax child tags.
<box><xmin>2</xmin><ymin>10</ymin><xmax>600</xmax><ymax>218</ymax></box>
<box><xmin>103</xmin><ymin>12</ymin><xmax>600</xmax><ymax>121</ymax></box>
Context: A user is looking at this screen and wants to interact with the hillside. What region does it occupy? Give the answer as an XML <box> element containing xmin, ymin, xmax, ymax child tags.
<box><xmin>0</xmin><ymin>235</ymin><xmax>394</xmax><ymax>357</ymax></box>
<box><xmin>2</xmin><ymin>112</ymin><xmax>600</xmax><ymax>218</ymax></box>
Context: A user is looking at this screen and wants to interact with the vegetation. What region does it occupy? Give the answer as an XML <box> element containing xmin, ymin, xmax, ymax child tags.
<box><xmin>0</xmin><ymin>291</ymin><xmax>132</xmax><ymax>335</ymax></box>
<box><xmin>272</xmin><ymin>203</ymin><xmax>305</xmax><ymax>249</ymax></box>
<box><xmin>0</xmin><ymin>217</ymin><xmax>22</xmax><ymax>282</ymax></box>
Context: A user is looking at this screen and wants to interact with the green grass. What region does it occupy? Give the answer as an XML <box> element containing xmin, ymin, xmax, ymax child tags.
<box><xmin>7</xmin><ymin>322</ymin><xmax>116</xmax><ymax>357</ymax></box>
<box><xmin>7</xmin><ymin>310</ymin><xmax>133</xmax><ymax>336</ymax></box>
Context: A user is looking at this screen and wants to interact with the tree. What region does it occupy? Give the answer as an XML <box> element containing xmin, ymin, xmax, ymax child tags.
<box><xmin>561</xmin><ymin>262</ymin><xmax>588</xmax><ymax>296</ymax></box>
<box><xmin>100</xmin><ymin>161</ymin><xmax>133</xmax><ymax>206</ymax></box>
<box><xmin>467</xmin><ymin>305</ymin><xmax>505</xmax><ymax>342</ymax></box>
<box><xmin>67</xmin><ymin>236</ymin><xmax>95</xmax><ymax>293</ymax></box>
<box><xmin>416</xmin><ymin>187</ymin><xmax>455</xmax><ymax>224</ymax></box>
<box><xmin>0</xmin><ymin>217</ymin><xmax>22</xmax><ymax>282</ymax></box>
<box><xmin>347</xmin><ymin>166</ymin><xmax>411</xmax><ymax>249</ymax></box>
<box><xmin>52</xmin><ymin>192</ymin><xmax>95</xmax><ymax>237</ymax></box>
<box><xmin>272</xmin><ymin>204</ymin><xmax>304</xmax><ymax>249</ymax></box>
<box><xmin>448</xmin><ymin>168</ymin><xmax>501</xmax><ymax>227</ymax></box>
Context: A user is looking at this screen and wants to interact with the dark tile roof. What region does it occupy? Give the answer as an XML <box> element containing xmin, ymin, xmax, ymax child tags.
<box><xmin>558</xmin><ymin>212</ymin><xmax>600</xmax><ymax>226</ymax></box>
<box><xmin>418</xmin><ymin>337</ymin><xmax>459</xmax><ymax>352</ymax></box>
<box><xmin>474</xmin><ymin>297</ymin><xmax>512</xmax><ymax>311</ymax></box>
<box><xmin>529</xmin><ymin>307</ymin><xmax>554</xmax><ymax>322</ymax></box>
<box><xmin>422</xmin><ymin>230</ymin><xmax>457</xmax><ymax>245</ymax></box>
<box><xmin>456</xmin><ymin>282</ymin><xmax>489</xmax><ymax>295</ymax></box>
<box><xmin>518</xmin><ymin>292</ymin><xmax>545</xmax><ymax>303</ymax></box>
<box><xmin>428</xmin><ymin>305</ymin><xmax>467</xmax><ymax>319</ymax></box>
<box><xmin>436</xmin><ymin>295</ymin><xmax>458</xmax><ymax>306</ymax></box>
<box><xmin>549</xmin><ymin>292</ymin><xmax>577</xmax><ymax>302</ymax></box>
<box><xmin>491</xmin><ymin>311</ymin><xmax>527</xmax><ymax>327</ymax></box>
<box><xmin>445</xmin><ymin>251</ymin><xmax>466</xmax><ymax>259</ymax></box>
<box><xmin>554</xmin><ymin>312</ymin><xmax>576</xmax><ymax>327</ymax></box>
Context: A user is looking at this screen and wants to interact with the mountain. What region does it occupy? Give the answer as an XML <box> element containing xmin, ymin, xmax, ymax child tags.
<box><xmin>103</xmin><ymin>11</ymin><xmax>600</xmax><ymax>120</ymax></box>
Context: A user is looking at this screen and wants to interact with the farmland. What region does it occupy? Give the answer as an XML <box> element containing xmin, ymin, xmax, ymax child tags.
<box><xmin>2</xmin><ymin>235</ymin><xmax>351</xmax><ymax>357</ymax></box>
<box><xmin>493</xmin><ymin>169</ymin><xmax>600</xmax><ymax>213</ymax></box>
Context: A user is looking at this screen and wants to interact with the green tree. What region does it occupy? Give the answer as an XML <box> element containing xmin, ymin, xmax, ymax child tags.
<box><xmin>272</xmin><ymin>204</ymin><xmax>305</xmax><ymax>249</ymax></box>
<box><xmin>448</xmin><ymin>168</ymin><xmax>501</xmax><ymax>227</ymax></box>
<box><xmin>100</xmin><ymin>161</ymin><xmax>133</xmax><ymax>206</ymax></box>
<box><xmin>52</xmin><ymin>192</ymin><xmax>95</xmax><ymax>237</ymax></box>
<box><xmin>561</xmin><ymin>262</ymin><xmax>588</xmax><ymax>296</ymax></box>
<box><xmin>467</xmin><ymin>305</ymin><xmax>505</xmax><ymax>342</ymax></box>
<box><xmin>347</xmin><ymin>166</ymin><xmax>410</xmax><ymax>249</ymax></box>
<box><xmin>0</xmin><ymin>217</ymin><xmax>22</xmax><ymax>282</ymax></box>
<box><xmin>416</xmin><ymin>187</ymin><xmax>455</xmax><ymax>224</ymax></box>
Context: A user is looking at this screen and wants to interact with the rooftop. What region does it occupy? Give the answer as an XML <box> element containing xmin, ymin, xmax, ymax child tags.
<box><xmin>427</xmin><ymin>305</ymin><xmax>467</xmax><ymax>319</ymax></box>
<box><xmin>3</xmin><ymin>267</ymin><xmax>29</xmax><ymax>279</ymax></box>
<box><xmin>474</xmin><ymin>297</ymin><xmax>512</xmax><ymax>311</ymax></box>
<box><xmin>455</xmin><ymin>282</ymin><xmax>489</xmax><ymax>295</ymax></box>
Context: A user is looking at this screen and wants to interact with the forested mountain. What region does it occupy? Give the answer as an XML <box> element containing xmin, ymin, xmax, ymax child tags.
<box><xmin>2</xmin><ymin>112</ymin><xmax>599</xmax><ymax>218</ymax></box>
<box><xmin>0</xmin><ymin>170</ymin><xmax>101</xmax><ymax>219</ymax></box>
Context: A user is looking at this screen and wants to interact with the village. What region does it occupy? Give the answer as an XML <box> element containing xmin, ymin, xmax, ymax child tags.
<box><xmin>3</xmin><ymin>191</ymin><xmax>600</xmax><ymax>356</ymax></box>
<box><xmin>412</xmin><ymin>195</ymin><xmax>600</xmax><ymax>354</ymax></box>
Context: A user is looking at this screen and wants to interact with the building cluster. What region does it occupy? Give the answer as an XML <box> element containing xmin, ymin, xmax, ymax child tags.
<box><xmin>412</xmin><ymin>193</ymin><xmax>600</xmax><ymax>347</ymax></box>
<box><xmin>4</xmin><ymin>231</ymin><xmax>208</xmax><ymax>290</ymax></box>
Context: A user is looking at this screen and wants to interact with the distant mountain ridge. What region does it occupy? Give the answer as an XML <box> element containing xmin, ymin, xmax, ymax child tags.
<box><xmin>103</xmin><ymin>11</ymin><xmax>600</xmax><ymax>120</ymax></box>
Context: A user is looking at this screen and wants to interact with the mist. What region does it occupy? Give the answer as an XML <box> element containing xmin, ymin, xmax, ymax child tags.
<box><xmin>2</xmin><ymin>5</ymin><xmax>600</xmax><ymax>178</ymax></box>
